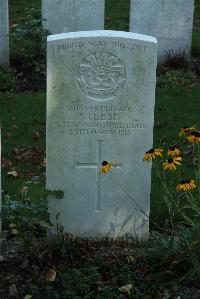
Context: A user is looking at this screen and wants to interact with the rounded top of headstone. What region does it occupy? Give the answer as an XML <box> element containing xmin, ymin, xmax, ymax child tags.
<box><xmin>47</xmin><ymin>30</ymin><xmax>157</xmax><ymax>44</ymax></box>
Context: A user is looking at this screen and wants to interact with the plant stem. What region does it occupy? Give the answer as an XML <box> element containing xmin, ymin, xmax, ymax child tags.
<box><xmin>153</xmin><ymin>165</ymin><xmax>194</xmax><ymax>226</ymax></box>
<box><xmin>109</xmin><ymin>172</ymin><xmax>171</xmax><ymax>234</ymax></box>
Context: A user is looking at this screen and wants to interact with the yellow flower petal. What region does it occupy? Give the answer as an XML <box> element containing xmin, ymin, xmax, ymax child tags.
<box><xmin>143</xmin><ymin>148</ymin><xmax>163</xmax><ymax>162</ymax></box>
<box><xmin>176</xmin><ymin>180</ymin><xmax>197</xmax><ymax>192</ymax></box>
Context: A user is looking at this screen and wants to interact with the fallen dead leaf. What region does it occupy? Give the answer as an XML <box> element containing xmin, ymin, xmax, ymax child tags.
<box><xmin>96</xmin><ymin>280</ymin><xmax>110</xmax><ymax>286</ymax></box>
<box><xmin>11</xmin><ymin>23</ymin><xmax>18</xmax><ymax>28</ymax></box>
<box><xmin>26</xmin><ymin>172</ymin><xmax>35</xmax><ymax>179</ymax></box>
<box><xmin>33</xmin><ymin>131</ymin><xmax>40</xmax><ymax>140</ymax></box>
<box><xmin>33</xmin><ymin>116</ymin><xmax>41</xmax><ymax>123</ymax></box>
<box><xmin>119</xmin><ymin>284</ymin><xmax>133</xmax><ymax>296</ymax></box>
<box><xmin>21</xmin><ymin>186</ymin><xmax>28</xmax><ymax>197</ymax></box>
<box><xmin>7</xmin><ymin>170</ymin><xmax>18</xmax><ymax>178</ymax></box>
<box><xmin>40</xmin><ymin>158</ymin><xmax>46</xmax><ymax>168</ymax></box>
<box><xmin>12</xmin><ymin>146</ymin><xmax>44</xmax><ymax>165</ymax></box>
<box><xmin>46</xmin><ymin>268</ymin><xmax>56</xmax><ymax>283</ymax></box>
<box><xmin>9</xmin><ymin>284</ymin><xmax>18</xmax><ymax>296</ymax></box>
<box><xmin>2</xmin><ymin>159</ymin><xmax>12</xmax><ymax>168</ymax></box>
<box><xmin>9</xmin><ymin>223</ymin><xmax>17</xmax><ymax>228</ymax></box>
<box><xmin>0</xmin><ymin>255</ymin><xmax>5</xmax><ymax>262</ymax></box>
<box><xmin>127</xmin><ymin>255</ymin><xmax>135</xmax><ymax>264</ymax></box>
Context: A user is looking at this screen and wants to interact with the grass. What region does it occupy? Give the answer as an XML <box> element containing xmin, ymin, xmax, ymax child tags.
<box><xmin>193</xmin><ymin>0</ymin><xmax>200</xmax><ymax>49</ymax></box>
<box><xmin>9</xmin><ymin>0</ymin><xmax>41</xmax><ymax>22</ymax></box>
<box><xmin>1</xmin><ymin>93</ymin><xmax>45</xmax><ymax>200</ymax></box>
<box><xmin>105</xmin><ymin>0</ymin><xmax>130</xmax><ymax>31</ymax></box>
<box><xmin>1</xmin><ymin>0</ymin><xmax>199</xmax><ymax>227</ymax></box>
<box><xmin>152</xmin><ymin>83</ymin><xmax>200</xmax><ymax>222</ymax></box>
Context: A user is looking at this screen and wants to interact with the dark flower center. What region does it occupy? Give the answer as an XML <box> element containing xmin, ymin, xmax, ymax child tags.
<box><xmin>168</xmin><ymin>158</ymin><xmax>173</xmax><ymax>163</ymax></box>
<box><xmin>191</xmin><ymin>131</ymin><xmax>200</xmax><ymax>137</ymax></box>
<box><xmin>102</xmin><ymin>161</ymin><xmax>108</xmax><ymax>166</ymax></box>
<box><xmin>146</xmin><ymin>149</ymin><xmax>154</xmax><ymax>154</ymax></box>
<box><xmin>180</xmin><ymin>179</ymin><xmax>190</xmax><ymax>184</ymax></box>
<box><xmin>169</xmin><ymin>144</ymin><xmax>179</xmax><ymax>151</ymax></box>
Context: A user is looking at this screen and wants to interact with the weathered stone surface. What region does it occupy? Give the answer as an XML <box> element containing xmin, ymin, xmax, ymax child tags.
<box><xmin>0</xmin><ymin>129</ymin><xmax>1</xmax><ymax>235</ymax></box>
<box><xmin>130</xmin><ymin>0</ymin><xmax>194</xmax><ymax>62</ymax></box>
<box><xmin>0</xmin><ymin>0</ymin><xmax>9</xmax><ymax>65</ymax></box>
<box><xmin>46</xmin><ymin>30</ymin><xmax>157</xmax><ymax>239</ymax></box>
<box><xmin>42</xmin><ymin>0</ymin><xmax>105</xmax><ymax>34</ymax></box>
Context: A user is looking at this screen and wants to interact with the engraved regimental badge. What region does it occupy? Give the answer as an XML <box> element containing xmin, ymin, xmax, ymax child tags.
<box><xmin>77</xmin><ymin>52</ymin><xmax>126</xmax><ymax>101</ymax></box>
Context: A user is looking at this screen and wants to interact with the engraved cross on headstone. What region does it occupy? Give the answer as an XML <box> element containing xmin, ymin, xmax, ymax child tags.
<box><xmin>160</xmin><ymin>0</ymin><xmax>165</xmax><ymax>14</ymax></box>
<box><xmin>70</xmin><ymin>0</ymin><xmax>76</xmax><ymax>20</ymax></box>
<box><xmin>76</xmin><ymin>140</ymin><xmax>122</xmax><ymax>212</ymax></box>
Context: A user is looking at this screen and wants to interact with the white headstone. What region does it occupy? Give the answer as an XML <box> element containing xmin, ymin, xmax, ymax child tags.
<box><xmin>0</xmin><ymin>0</ymin><xmax>9</xmax><ymax>66</ymax></box>
<box><xmin>130</xmin><ymin>0</ymin><xmax>194</xmax><ymax>62</ymax></box>
<box><xmin>46</xmin><ymin>30</ymin><xmax>157</xmax><ymax>240</ymax></box>
<box><xmin>42</xmin><ymin>0</ymin><xmax>105</xmax><ymax>34</ymax></box>
<box><xmin>0</xmin><ymin>128</ymin><xmax>1</xmax><ymax>234</ymax></box>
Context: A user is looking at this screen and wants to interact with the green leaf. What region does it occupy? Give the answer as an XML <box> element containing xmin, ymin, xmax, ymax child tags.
<box><xmin>39</xmin><ymin>220</ymin><xmax>50</xmax><ymax>228</ymax></box>
<box><xmin>11</xmin><ymin>228</ymin><xmax>19</xmax><ymax>235</ymax></box>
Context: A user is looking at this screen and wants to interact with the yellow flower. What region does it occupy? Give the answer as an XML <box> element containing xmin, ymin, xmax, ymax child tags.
<box><xmin>179</xmin><ymin>125</ymin><xmax>196</xmax><ymax>136</ymax></box>
<box><xmin>167</xmin><ymin>144</ymin><xmax>181</xmax><ymax>157</ymax></box>
<box><xmin>176</xmin><ymin>179</ymin><xmax>196</xmax><ymax>192</ymax></box>
<box><xmin>100</xmin><ymin>161</ymin><xmax>116</xmax><ymax>173</ymax></box>
<box><xmin>163</xmin><ymin>156</ymin><xmax>182</xmax><ymax>171</ymax></box>
<box><xmin>143</xmin><ymin>148</ymin><xmax>163</xmax><ymax>162</ymax></box>
<box><xmin>187</xmin><ymin>130</ymin><xmax>200</xmax><ymax>144</ymax></box>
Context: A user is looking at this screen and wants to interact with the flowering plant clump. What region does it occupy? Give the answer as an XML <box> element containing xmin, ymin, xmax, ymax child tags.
<box><xmin>143</xmin><ymin>125</ymin><xmax>200</xmax><ymax>278</ymax></box>
<box><xmin>99</xmin><ymin>125</ymin><xmax>200</xmax><ymax>278</ymax></box>
<box><xmin>143</xmin><ymin>125</ymin><xmax>200</xmax><ymax>199</ymax></box>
